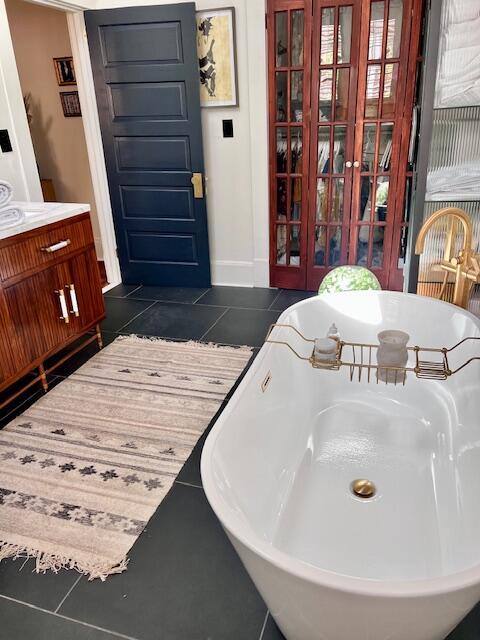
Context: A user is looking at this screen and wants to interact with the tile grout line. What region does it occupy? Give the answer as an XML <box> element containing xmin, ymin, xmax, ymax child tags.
<box><xmin>116</xmin><ymin>301</ymin><xmax>158</xmax><ymax>333</ymax></box>
<box><xmin>54</xmin><ymin>574</ymin><xmax>82</xmax><ymax>613</ymax></box>
<box><xmin>199</xmin><ymin>307</ymin><xmax>231</xmax><ymax>341</ymax></box>
<box><xmin>0</xmin><ymin>593</ymin><xmax>141</xmax><ymax>640</ymax></box>
<box><xmin>122</xmin><ymin>298</ymin><xmax>280</xmax><ymax>312</ymax></box>
<box><xmin>175</xmin><ymin>480</ymin><xmax>203</xmax><ymax>490</ymax></box>
<box><xmin>258</xmin><ymin>611</ymin><xmax>269</xmax><ymax>640</ymax></box>
<box><xmin>123</xmin><ymin>285</ymin><xmax>143</xmax><ymax>298</ymax></box>
<box><xmin>268</xmin><ymin>290</ymin><xmax>282</xmax><ymax>310</ymax></box>
<box><xmin>192</xmin><ymin>289</ymin><xmax>210</xmax><ymax>303</ymax></box>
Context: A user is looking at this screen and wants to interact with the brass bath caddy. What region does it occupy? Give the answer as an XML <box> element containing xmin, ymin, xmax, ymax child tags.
<box><xmin>265</xmin><ymin>324</ymin><xmax>480</xmax><ymax>385</ymax></box>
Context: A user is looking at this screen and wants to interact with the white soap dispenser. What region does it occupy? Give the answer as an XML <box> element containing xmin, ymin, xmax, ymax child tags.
<box><xmin>327</xmin><ymin>323</ymin><xmax>340</xmax><ymax>342</ymax></box>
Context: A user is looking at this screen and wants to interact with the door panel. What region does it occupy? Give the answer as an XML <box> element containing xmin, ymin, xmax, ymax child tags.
<box><xmin>66</xmin><ymin>249</ymin><xmax>106</xmax><ymax>333</ymax></box>
<box><xmin>306</xmin><ymin>0</ymin><xmax>361</xmax><ymax>290</ymax></box>
<box><xmin>85</xmin><ymin>3</ymin><xmax>211</xmax><ymax>286</ymax></box>
<box><xmin>268</xmin><ymin>0</ymin><xmax>312</xmax><ymax>289</ymax></box>
<box><xmin>349</xmin><ymin>0</ymin><xmax>411</xmax><ymax>288</ymax></box>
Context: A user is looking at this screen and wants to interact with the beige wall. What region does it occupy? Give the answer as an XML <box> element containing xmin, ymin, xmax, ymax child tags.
<box><xmin>5</xmin><ymin>0</ymin><xmax>103</xmax><ymax>259</ymax></box>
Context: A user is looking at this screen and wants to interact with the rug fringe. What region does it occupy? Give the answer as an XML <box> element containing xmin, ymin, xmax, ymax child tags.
<box><xmin>118</xmin><ymin>333</ymin><xmax>253</xmax><ymax>353</ymax></box>
<box><xmin>0</xmin><ymin>541</ymin><xmax>128</xmax><ymax>581</ymax></box>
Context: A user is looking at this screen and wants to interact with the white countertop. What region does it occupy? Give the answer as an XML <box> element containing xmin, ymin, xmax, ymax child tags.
<box><xmin>0</xmin><ymin>202</ymin><xmax>90</xmax><ymax>241</ymax></box>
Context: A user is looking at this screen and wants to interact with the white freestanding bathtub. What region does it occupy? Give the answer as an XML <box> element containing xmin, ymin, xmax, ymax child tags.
<box><xmin>201</xmin><ymin>291</ymin><xmax>480</xmax><ymax>640</ymax></box>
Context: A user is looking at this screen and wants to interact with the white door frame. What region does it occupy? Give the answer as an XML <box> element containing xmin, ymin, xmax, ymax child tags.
<box><xmin>2</xmin><ymin>0</ymin><xmax>121</xmax><ymax>289</ymax></box>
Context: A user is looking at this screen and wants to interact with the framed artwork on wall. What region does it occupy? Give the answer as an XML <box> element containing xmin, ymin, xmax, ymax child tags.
<box><xmin>60</xmin><ymin>91</ymin><xmax>82</xmax><ymax>117</ymax></box>
<box><xmin>53</xmin><ymin>57</ymin><xmax>76</xmax><ymax>86</ymax></box>
<box><xmin>196</xmin><ymin>7</ymin><xmax>238</xmax><ymax>107</ymax></box>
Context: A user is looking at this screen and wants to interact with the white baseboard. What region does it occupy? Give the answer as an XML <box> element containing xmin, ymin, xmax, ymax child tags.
<box><xmin>253</xmin><ymin>258</ymin><xmax>269</xmax><ymax>288</ymax></box>
<box><xmin>211</xmin><ymin>260</ymin><xmax>255</xmax><ymax>287</ymax></box>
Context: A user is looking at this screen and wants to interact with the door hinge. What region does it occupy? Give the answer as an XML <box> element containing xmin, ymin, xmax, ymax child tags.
<box><xmin>265</xmin><ymin>14</ymin><xmax>267</xmax><ymax>29</ymax></box>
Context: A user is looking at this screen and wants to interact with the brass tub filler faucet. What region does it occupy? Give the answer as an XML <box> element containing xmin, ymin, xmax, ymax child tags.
<box><xmin>415</xmin><ymin>207</ymin><xmax>480</xmax><ymax>309</ymax></box>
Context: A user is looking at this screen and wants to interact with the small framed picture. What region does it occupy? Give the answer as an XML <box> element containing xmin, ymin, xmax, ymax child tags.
<box><xmin>54</xmin><ymin>57</ymin><xmax>76</xmax><ymax>86</ymax></box>
<box><xmin>196</xmin><ymin>7</ymin><xmax>238</xmax><ymax>107</ymax></box>
<box><xmin>60</xmin><ymin>91</ymin><xmax>82</xmax><ymax>117</ymax></box>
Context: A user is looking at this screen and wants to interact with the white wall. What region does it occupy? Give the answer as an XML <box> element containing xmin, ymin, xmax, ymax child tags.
<box><xmin>0</xmin><ymin>0</ymin><xmax>42</xmax><ymax>201</ymax></box>
<box><xmin>0</xmin><ymin>0</ymin><xmax>270</xmax><ymax>288</ymax></box>
<box><xmin>6</xmin><ymin>0</ymin><xmax>104</xmax><ymax>259</ymax></box>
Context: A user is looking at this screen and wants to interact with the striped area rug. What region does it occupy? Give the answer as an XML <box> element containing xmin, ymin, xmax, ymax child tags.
<box><xmin>0</xmin><ymin>336</ymin><xmax>252</xmax><ymax>580</ymax></box>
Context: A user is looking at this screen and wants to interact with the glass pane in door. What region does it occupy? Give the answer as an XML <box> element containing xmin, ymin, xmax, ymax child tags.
<box><xmin>337</xmin><ymin>6</ymin><xmax>353</xmax><ymax>63</ymax></box>
<box><xmin>320</xmin><ymin>8</ymin><xmax>335</xmax><ymax>64</ymax></box>
<box><xmin>291</xmin><ymin>10</ymin><xmax>304</xmax><ymax>65</ymax></box>
<box><xmin>386</xmin><ymin>0</ymin><xmax>403</xmax><ymax>58</ymax></box>
<box><xmin>275</xmin><ymin>12</ymin><xmax>288</xmax><ymax>67</ymax></box>
<box><xmin>368</xmin><ymin>2</ymin><xmax>384</xmax><ymax>60</ymax></box>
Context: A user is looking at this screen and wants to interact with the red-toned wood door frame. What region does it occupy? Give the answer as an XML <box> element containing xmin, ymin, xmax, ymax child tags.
<box><xmin>306</xmin><ymin>0</ymin><xmax>362</xmax><ymax>291</ymax></box>
<box><xmin>268</xmin><ymin>0</ymin><xmax>313</xmax><ymax>289</ymax></box>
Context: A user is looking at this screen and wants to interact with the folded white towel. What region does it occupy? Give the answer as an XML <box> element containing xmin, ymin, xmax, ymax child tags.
<box><xmin>0</xmin><ymin>180</ymin><xmax>13</xmax><ymax>209</ymax></box>
<box><xmin>0</xmin><ymin>206</ymin><xmax>25</xmax><ymax>230</ymax></box>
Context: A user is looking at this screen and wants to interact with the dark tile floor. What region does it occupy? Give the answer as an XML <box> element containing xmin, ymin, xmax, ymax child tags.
<box><xmin>0</xmin><ymin>284</ymin><xmax>478</xmax><ymax>640</ymax></box>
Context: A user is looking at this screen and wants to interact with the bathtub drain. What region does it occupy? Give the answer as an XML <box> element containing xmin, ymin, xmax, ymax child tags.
<box><xmin>350</xmin><ymin>479</ymin><xmax>376</xmax><ymax>499</ymax></box>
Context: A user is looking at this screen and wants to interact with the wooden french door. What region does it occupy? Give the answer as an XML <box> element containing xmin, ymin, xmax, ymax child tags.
<box><xmin>268</xmin><ymin>0</ymin><xmax>422</xmax><ymax>290</ymax></box>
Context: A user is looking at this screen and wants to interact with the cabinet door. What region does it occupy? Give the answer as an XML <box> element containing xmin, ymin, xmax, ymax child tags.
<box><xmin>65</xmin><ymin>248</ymin><xmax>106</xmax><ymax>332</ymax></box>
<box><xmin>3</xmin><ymin>264</ymin><xmax>75</xmax><ymax>365</ymax></box>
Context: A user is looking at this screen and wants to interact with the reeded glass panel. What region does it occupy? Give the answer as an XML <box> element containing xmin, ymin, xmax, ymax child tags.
<box><xmin>333</xmin><ymin>125</ymin><xmax>346</xmax><ymax>173</ymax></box>
<box><xmin>356</xmin><ymin>226</ymin><xmax>370</xmax><ymax>265</ymax></box>
<box><xmin>276</xmin><ymin>72</ymin><xmax>288</xmax><ymax>121</ymax></box>
<box><xmin>276</xmin><ymin>225</ymin><xmax>287</xmax><ymax>264</ymax></box>
<box><xmin>365</xmin><ymin>65</ymin><xmax>381</xmax><ymax>118</ymax></box>
<box><xmin>337</xmin><ymin>6</ymin><xmax>353</xmax><ymax>63</ymax></box>
<box><xmin>291</xmin><ymin>178</ymin><xmax>302</xmax><ymax>220</ymax></box>
<box><xmin>378</xmin><ymin>122</ymin><xmax>394</xmax><ymax>170</ymax></box>
<box><xmin>276</xmin><ymin>128</ymin><xmax>288</xmax><ymax>173</ymax></box>
<box><xmin>359</xmin><ymin>176</ymin><xmax>373</xmax><ymax>221</ymax></box>
<box><xmin>362</xmin><ymin>123</ymin><xmax>377</xmax><ymax>172</ymax></box>
<box><xmin>335</xmin><ymin>68</ymin><xmax>350</xmax><ymax>120</ymax></box>
<box><xmin>317</xmin><ymin>127</ymin><xmax>330</xmax><ymax>174</ymax></box>
<box><xmin>291</xmin><ymin>128</ymin><xmax>303</xmax><ymax>173</ymax></box>
<box><xmin>331</xmin><ymin>179</ymin><xmax>344</xmax><ymax>221</ymax></box>
<box><xmin>386</xmin><ymin>0</ymin><xmax>403</xmax><ymax>59</ymax></box>
<box><xmin>368</xmin><ymin>1</ymin><xmax>384</xmax><ymax>60</ymax></box>
<box><xmin>276</xmin><ymin>178</ymin><xmax>287</xmax><ymax>220</ymax></box>
<box><xmin>375</xmin><ymin>176</ymin><xmax>389</xmax><ymax>222</ymax></box>
<box><xmin>315</xmin><ymin>226</ymin><xmax>326</xmax><ymax>265</ymax></box>
<box><xmin>316</xmin><ymin>178</ymin><xmax>328</xmax><ymax>222</ymax></box>
<box><xmin>382</xmin><ymin>63</ymin><xmax>399</xmax><ymax>117</ymax></box>
<box><xmin>291</xmin><ymin>71</ymin><xmax>303</xmax><ymax>122</ymax></box>
<box><xmin>289</xmin><ymin>225</ymin><xmax>301</xmax><ymax>265</ymax></box>
<box><xmin>320</xmin><ymin>8</ymin><xmax>335</xmax><ymax>65</ymax></box>
<box><xmin>291</xmin><ymin>10</ymin><xmax>304</xmax><ymax>66</ymax></box>
<box><xmin>329</xmin><ymin>227</ymin><xmax>342</xmax><ymax>266</ymax></box>
<box><xmin>319</xmin><ymin>69</ymin><xmax>333</xmax><ymax>121</ymax></box>
<box><xmin>372</xmin><ymin>226</ymin><xmax>385</xmax><ymax>267</ymax></box>
<box><xmin>275</xmin><ymin>12</ymin><xmax>288</xmax><ymax>67</ymax></box>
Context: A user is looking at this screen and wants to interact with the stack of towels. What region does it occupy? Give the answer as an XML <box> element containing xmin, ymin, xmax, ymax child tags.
<box><xmin>0</xmin><ymin>181</ymin><xmax>25</xmax><ymax>230</ymax></box>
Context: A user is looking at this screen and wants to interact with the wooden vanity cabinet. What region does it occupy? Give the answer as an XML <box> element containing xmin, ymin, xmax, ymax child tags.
<box><xmin>0</xmin><ymin>212</ymin><xmax>105</xmax><ymax>407</ymax></box>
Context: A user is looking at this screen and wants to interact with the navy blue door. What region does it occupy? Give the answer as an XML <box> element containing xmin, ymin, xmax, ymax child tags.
<box><xmin>85</xmin><ymin>3</ymin><xmax>211</xmax><ymax>286</ymax></box>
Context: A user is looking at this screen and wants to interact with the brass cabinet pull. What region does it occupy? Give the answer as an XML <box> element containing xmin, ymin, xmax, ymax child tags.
<box><xmin>55</xmin><ymin>289</ymin><xmax>70</xmax><ymax>324</ymax></box>
<box><xmin>66</xmin><ymin>284</ymin><xmax>80</xmax><ymax>317</ymax></box>
<box><xmin>191</xmin><ymin>173</ymin><xmax>204</xmax><ymax>199</ymax></box>
<box><xmin>41</xmin><ymin>239</ymin><xmax>71</xmax><ymax>253</ymax></box>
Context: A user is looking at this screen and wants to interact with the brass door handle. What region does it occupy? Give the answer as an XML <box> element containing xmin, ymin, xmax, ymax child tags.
<box><xmin>55</xmin><ymin>289</ymin><xmax>70</xmax><ymax>324</ymax></box>
<box><xmin>191</xmin><ymin>172</ymin><xmax>204</xmax><ymax>199</ymax></box>
<box><xmin>66</xmin><ymin>283</ymin><xmax>80</xmax><ymax>317</ymax></box>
